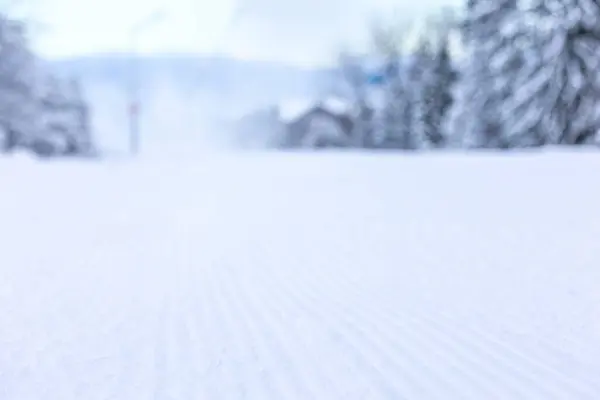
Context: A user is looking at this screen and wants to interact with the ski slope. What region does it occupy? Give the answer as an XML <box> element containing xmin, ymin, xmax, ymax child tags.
<box><xmin>1</xmin><ymin>150</ymin><xmax>600</xmax><ymax>399</ymax></box>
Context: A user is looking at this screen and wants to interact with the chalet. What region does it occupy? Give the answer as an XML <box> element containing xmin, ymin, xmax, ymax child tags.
<box><xmin>277</xmin><ymin>97</ymin><xmax>360</xmax><ymax>148</ymax></box>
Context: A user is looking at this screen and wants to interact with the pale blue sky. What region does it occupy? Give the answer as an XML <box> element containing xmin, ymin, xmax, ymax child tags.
<box><xmin>30</xmin><ymin>0</ymin><xmax>461</xmax><ymax>66</ymax></box>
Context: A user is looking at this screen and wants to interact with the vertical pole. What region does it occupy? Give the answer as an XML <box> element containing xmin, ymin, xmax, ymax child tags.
<box><xmin>127</xmin><ymin>8</ymin><xmax>167</xmax><ymax>156</ymax></box>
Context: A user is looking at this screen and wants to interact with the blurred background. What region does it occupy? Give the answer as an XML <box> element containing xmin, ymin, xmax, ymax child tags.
<box><xmin>0</xmin><ymin>0</ymin><xmax>598</xmax><ymax>157</ymax></box>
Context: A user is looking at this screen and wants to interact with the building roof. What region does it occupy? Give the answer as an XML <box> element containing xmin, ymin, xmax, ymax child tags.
<box><xmin>278</xmin><ymin>96</ymin><xmax>352</xmax><ymax>123</ymax></box>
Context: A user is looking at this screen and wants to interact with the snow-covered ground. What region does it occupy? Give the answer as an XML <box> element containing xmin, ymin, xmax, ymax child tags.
<box><xmin>1</xmin><ymin>150</ymin><xmax>600</xmax><ymax>399</ymax></box>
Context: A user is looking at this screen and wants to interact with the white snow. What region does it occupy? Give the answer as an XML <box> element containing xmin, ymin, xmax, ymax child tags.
<box><xmin>320</xmin><ymin>96</ymin><xmax>352</xmax><ymax>115</ymax></box>
<box><xmin>1</xmin><ymin>150</ymin><xmax>600</xmax><ymax>399</ymax></box>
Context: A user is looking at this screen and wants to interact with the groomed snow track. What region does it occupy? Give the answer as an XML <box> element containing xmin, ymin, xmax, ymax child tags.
<box><xmin>1</xmin><ymin>151</ymin><xmax>599</xmax><ymax>399</ymax></box>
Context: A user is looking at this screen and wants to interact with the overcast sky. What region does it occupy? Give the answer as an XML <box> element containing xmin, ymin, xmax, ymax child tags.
<box><xmin>30</xmin><ymin>0</ymin><xmax>462</xmax><ymax>66</ymax></box>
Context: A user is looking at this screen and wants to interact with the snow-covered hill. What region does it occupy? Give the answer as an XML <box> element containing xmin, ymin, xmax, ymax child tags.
<box><xmin>1</xmin><ymin>150</ymin><xmax>599</xmax><ymax>399</ymax></box>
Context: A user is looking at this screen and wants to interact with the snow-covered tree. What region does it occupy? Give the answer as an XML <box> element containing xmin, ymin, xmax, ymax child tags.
<box><xmin>371</xmin><ymin>22</ymin><xmax>414</xmax><ymax>149</ymax></box>
<box><xmin>35</xmin><ymin>75</ymin><xmax>94</xmax><ymax>156</ymax></box>
<box><xmin>35</xmin><ymin>75</ymin><xmax>70</xmax><ymax>155</ymax></box>
<box><xmin>0</xmin><ymin>12</ymin><xmax>97</xmax><ymax>158</ymax></box>
<box><xmin>379</xmin><ymin>57</ymin><xmax>413</xmax><ymax>149</ymax></box>
<box><xmin>336</xmin><ymin>52</ymin><xmax>375</xmax><ymax>148</ymax></box>
<box><xmin>0</xmin><ymin>14</ymin><xmax>37</xmax><ymax>152</ymax></box>
<box><xmin>428</xmin><ymin>38</ymin><xmax>457</xmax><ymax>146</ymax></box>
<box><xmin>488</xmin><ymin>9</ymin><xmax>533</xmax><ymax>146</ymax></box>
<box><xmin>411</xmin><ymin>38</ymin><xmax>443</xmax><ymax>148</ymax></box>
<box><xmin>450</xmin><ymin>0</ymin><xmax>521</xmax><ymax>148</ymax></box>
<box><xmin>505</xmin><ymin>0</ymin><xmax>600</xmax><ymax>145</ymax></box>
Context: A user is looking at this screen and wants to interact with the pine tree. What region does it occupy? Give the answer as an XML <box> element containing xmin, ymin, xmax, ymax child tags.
<box><xmin>409</xmin><ymin>39</ymin><xmax>431</xmax><ymax>148</ymax></box>
<box><xmin>490</xmin><ymin>9</ymin><xmax>534</xmax><ymax>147</ymax></box>
<box><xmin>380</xmin><ymin>56</ymin><xmax>413</xmax><ymax>149</ymax></box>
<box><xmin>506</xmin><ymin>0</ymin><xmax>600</xmax><ymax>145</ymax></box>
<box><xmin>35</xmin><ymin>74</ymin><xmax>92</xmax><ymax>156</ymax></box>
<box><xmin>336</xmin><ymin>52</ymin><xmax>374</xmax><ymax>148</ymax></box>
<box><xmin>450</xmin><ymin>0</ymin><xmax>520</xmax><ymax>148</ymax></box>
<box><xmin>0</xmin><ymin>15</ymin><xmax>38</xmax><ymax>152</ymax></box>
<box><xmin>34</xmin><ymin>75</ymin><xmax>68</xmax><ymax>156</ymax></box>
<box><xmin>430</xmin><ymin>38</ymin><xmax>457</xmax><ymax>145</ymax></box>
<box><xmin>412</xmin><ymin>38</ymin><xmax>455</xmax><ymax>148</ymax></box>
<box><xmin>369</xmin><ymin>21</ymin><xmax>415</xmax><ymax>149</ymax></box>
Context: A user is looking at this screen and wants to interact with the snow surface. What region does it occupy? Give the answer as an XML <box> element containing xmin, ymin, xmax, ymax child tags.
<box><xmin>1</xmin><ymin>150</ymin><xmax>600</xmax><ymax>399</ymax></box>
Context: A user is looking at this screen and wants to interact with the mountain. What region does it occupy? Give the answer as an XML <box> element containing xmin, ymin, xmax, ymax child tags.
<box><xmin>43</xmin><ymin>53</ymin><xmax>338</xmax><ymax>118</ymax></box>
